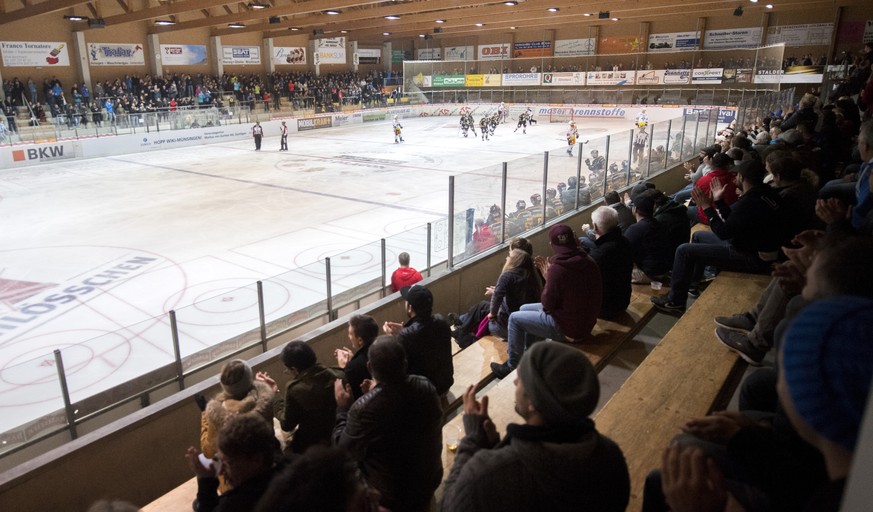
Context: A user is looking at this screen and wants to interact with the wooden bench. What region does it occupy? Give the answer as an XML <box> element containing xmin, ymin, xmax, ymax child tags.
<box><xmin>593</xmin><ymin>271</ymin><xmax>771</xmax><ymax>511</ymax></box>
<box><xmin>140</xmin><ymin>477</ymin><xmax>196</xmax><ymax>512</ymax></box>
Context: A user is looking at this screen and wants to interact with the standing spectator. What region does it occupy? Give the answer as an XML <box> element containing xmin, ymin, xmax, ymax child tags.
<box><xmin>382</xmin><ymin>285</ymin><xmax>453</xmax><ymax>396</ymax></box>
<box><xmin>491</xmin><ymin>224</ymin><xmax>602</xmax><ymax>379</ymax></box>
<box><xmin>333</xmin><ymin>337</ymin><xmax>443</xmax><ymax>512</ymax></box>
<box><xmin>472</xmin><ymin>218</ymin><xmax>498</xmax><ymax>253</ymax></box>
<box><xmin>334</xmin><ymin>314</ymin><xmax>378</xmax><ymax>400</ymax></box>
<box><xmin>186</xmin><ymin>414</ymin><xmax>285</xmax><ymax>512</ymax></box>
<box><xmin>442</xmin><ymin>342</ymin><xmax>630</xmax><ymax>511</ymax></box>
<box><xmin>252</xmin><ymin>122</ymin><xmax>263</xmax><ymax>150</ymax></box>
<box><xmin>256</xmin><ymin>341</ymin><xmax>339</xmax><ymax>455</ymax></box>
<box><xmin>389</xmin><ymin>252</ymin><xmax>422</xmax><ymax>293</ymax></box>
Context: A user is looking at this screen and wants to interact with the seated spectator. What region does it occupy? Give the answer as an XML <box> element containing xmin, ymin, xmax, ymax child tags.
<box><xmin>652</xmin><ymin>190</ymin><xmax>691</xmax><ymax>260</ymax></box>
<box><xmin>674</xmin><ymin>146</ymin><xmax>719</xmax><ymax>203</ymax></box>
<box><xmin>201</xmin><ymin>360</ymin><xmax>274</xmax><ymax>492</ymax></box>
<box><xmin>688</xmin><ymin>153</ymin><xmax>739</xmax><ymax>226</ymax></box>
<box><xmin>584</xmin><ymin>206</ymin><xmax>633</xmax><ymax>318</ymax></box>
<box><xmin>623</xmin><ymin>191</ymin><xmax>672</xmax><ymax>284</ymax></box>
<box><xmin>653</xmin><ymin>161</ymin><xmax>794</xmax><ymax>314</ymax></box>
<box><xmin>254</xmin><ymin>446</ymin><xmax>385</xmax><ymax>512</ymax></box>
<box><xmin>561</xmin><ymin>176</ymin><xmax>591</xmax><ymax>211</ymax></box>
<box><xmin>449</xmin><ymin>238</ymin><xmax>539</xmax><ymax>347</ymax></box>
<box><xmin>256</xmin><ymin>341</ymin><xmax>339</xmax><ymax>455</ymax></box>
<box><xmin>390</xmin><ymin>252</ymin><xmax>422</xmax><ymax>292</ymax></box>
<box><xmin>604</xmin><ymin>190</ymin><xmax>636</xmax><ymax>231</ymax></box>
<box><xmin>442</xmin><ymin>342</ymin><xmax>630</xmax><ymax>511</ymax></box>
<box><xmin>382</xmin><ymin>284</ymin><xmax>453</xmax><ymax>395</ymax></box>
<box><xmin>334</xmin><ymin>314</ymin><xmax>378</xmax><ymax>399</ymax></box>
<box><xmin>472</xmin><ymin>218</ymin><xmax>498</xmax><ymax>253</ymax></box>
<box><xmin>766</xmin><ymin>151</ymin><xmax>821</xmax><ymax>232</ymax></box>
<box><xmin>333</xmin><ymin>337</ymin><xmax>443</xmax><ymax>512</ymax></box>
<box><xmin>186</xmin><ymin>414</ymin><xmax>286</xmax><ymax>512</ymax></box>
<box><xmin>491</xmin><ymin>224</ymin><xmax>602</xmax><ymax>379</ymax></box>
<box><xmin>655</xmin><ymin>296</ymin><xmax>873</xmax><ymax>512</ymax></box>
<box><xmin>815</xmin><ymin>120</ymin><xmax>873</xmax><ymax>234</ymax></box>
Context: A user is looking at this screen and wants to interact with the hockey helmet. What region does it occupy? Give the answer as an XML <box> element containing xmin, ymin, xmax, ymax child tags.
<box><xmin>557</xmin><ymin>182</ymin><xmax>567</xmax><ymax>193</ymax></box>
<box><xmin>546</xmin><ymin>188</ymin><xmax>557</xmax><ymax>199</ymax></box>
<box><xmin>516</xmin><ymin>199</ymin><xmax>527</xmax><ymax>210</ymax></box>
<box><xmin>530</xmin><ymin>193</ymin><xmax>542</xmax><ymax>206</ymax></box>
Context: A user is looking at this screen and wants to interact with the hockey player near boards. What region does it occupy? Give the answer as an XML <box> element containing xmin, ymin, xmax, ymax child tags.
<box><xmin>566</xmin><ymin>121</ymin><xmax>579</xmax><ymax>156</ymax></box>
<box><xmin>479</xmin><ymin>116</ymin><xmax>490</xmax><ymax>141</ymax></box>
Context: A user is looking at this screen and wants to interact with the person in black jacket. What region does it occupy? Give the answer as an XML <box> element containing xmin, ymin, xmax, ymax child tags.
<box><xmin>334</xmin><ymin>314</ymin><xmax>378</xmax><ymax>400</ymax></box>
<box><xmin>333</xmin><ymin>337</ymin><xmax>443</xmax><ymax>512</ymax></box>
<box><xmin>624</xmin><ymin>191</ymin><xmax>673</xmax><ymax>284</ymax></box>
<box><xmin>586</xmin><ymin>206</ymin><xmax>633</xmax><ymax>319</ymax></box>
<box><xmin>652</xmin><ymin>161</ymin><xmax>795</xmax><ymax>314</ymax></box>
<box><xmin>382</xmin><ymin>284</ymin><xmax>453</xmax><ymax>396</ymax></box>
<box><xmin>186</xmin><ymin>414</ymin><xmax>285</xmax><ymax>512</ymax></box>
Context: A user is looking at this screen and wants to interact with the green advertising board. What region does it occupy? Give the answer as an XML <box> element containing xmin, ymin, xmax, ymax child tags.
<box><xmin>432</xmin><ymin>75</ymin><xmax>466</xmax><ymax>87</ymax></box>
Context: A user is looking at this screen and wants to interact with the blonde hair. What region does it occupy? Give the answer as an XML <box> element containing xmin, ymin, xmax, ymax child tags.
<box><xmin>502</xmin><ymin>249</ymin><xmax>532</xmax><ymax>273</ymax></box>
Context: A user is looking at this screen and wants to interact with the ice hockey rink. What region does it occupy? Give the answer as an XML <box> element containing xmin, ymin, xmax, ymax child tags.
<box><xmin>0</xmin><ymin>113</ymin><xmax>644</xmax><ymax>435</ymax></box>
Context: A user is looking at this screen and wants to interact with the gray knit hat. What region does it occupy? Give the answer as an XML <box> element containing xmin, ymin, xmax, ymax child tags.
<box><xmin>517</xmin><ymin>342</ymin><xmax>599</xmax><ymax>426</ymax></box>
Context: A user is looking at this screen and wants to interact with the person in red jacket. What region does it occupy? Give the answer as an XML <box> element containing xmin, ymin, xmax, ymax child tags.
<box><xmin>390</xmin><ymin>252</ymin><xmax>422</xmax><ymax>292</ymax></box>
<box><xmin>690</xmin><ymin>153</ymin><xmax>739</xmax><ymax>225</ymax></box>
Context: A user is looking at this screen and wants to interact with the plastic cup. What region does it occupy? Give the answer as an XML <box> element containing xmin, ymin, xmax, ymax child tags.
<box><xmin>651</xmin><ymin>281</ymin><xmax>663</xmax><ymax>291</ymax></box>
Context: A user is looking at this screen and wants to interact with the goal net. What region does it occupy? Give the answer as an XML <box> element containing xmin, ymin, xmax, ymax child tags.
<box><xmin>549</xmin><ymin>109</ymin><xmax>575</xmax><ymax>124</ymax></box>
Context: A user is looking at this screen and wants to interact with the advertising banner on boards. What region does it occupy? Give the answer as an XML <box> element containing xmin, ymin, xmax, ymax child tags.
<box><xmin>478</xmin><ymin>44</ymin><xmax>511</xmax><ymax>60</ymax></box>
<box><xmin>273</xmin><ymin>47</ymin><xmax>306</xmax><ymax>65</ymax></box>
<box><xmin>222</xmin><ymin>46</ymin><xmax>261</xmax><ymax>65</ymax></box>
<box><xmin>160</xmin><ymin>44</ymin><xmax>208</xmax><ymax>65</ymax></box>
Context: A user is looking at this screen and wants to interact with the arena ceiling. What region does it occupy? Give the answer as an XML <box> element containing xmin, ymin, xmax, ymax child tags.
<box><xmin>0</xmin><ymin>0</ymin><xmax>863</xmax><ymax>43</ymax></box>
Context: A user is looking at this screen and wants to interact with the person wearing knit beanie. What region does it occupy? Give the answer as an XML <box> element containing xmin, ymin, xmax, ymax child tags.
<box><xmin>781</xmin><ymin>296</ymin><xmax>873</xmax><ymax>455</ymax></box>
<box><xmin>443</xmin><ymin>340</ymin><xmax>630</xmax><ymax>511</ymax></box>
<box><xmin>517</xmin><ymin>337</ymin><xmax>600</xmax><ymax>426</ymax></box>
<box><xmin>775</xmin><ymin>296</ymin><xmax>873</xmax><ymax>510</ymax></box>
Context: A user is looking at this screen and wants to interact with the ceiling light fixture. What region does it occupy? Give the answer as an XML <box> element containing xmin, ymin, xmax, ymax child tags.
<box><xmin>475</xmin><ymin>23</ymin><xmax>485</xmax><ymax>27</ymax></box>
<box><xmin>435</xmin><ymin>19</ymin><xmax>445</xmax><ymax>23</ymax></box>
<box><xmin>504</xmin><ymin>1</ymin><xmax>518</xmax><ymax>5</ymax></box>
<box><xmin>289</xmin><ymin>26</ymin><xmax>300</xmax><ymax>30</ymax></box>
<box><xmin>248</xmin><ymin>2</ymin><xmax>268</xmax><ymax>9</ymax></box>
<box><xmin>765</xmin><ymin>3</ymin><xmax>773</xmax><ymax>7</ymax></box>
<box><xmin>385</xmin><ymin>15</ymin><xmax>400</xmax><ymax>20</ymax></box>
<box><xmin>611</xmin><ymin>17</ymin><xmax>620</xmax><ymax>21</ymax></box>
<box><xmin>383</xmin><ymin>32</ymin><xmax>391</xmax><ymax>36</ymax></box>
<box><xmin>419</xmin><ymin>34</ymin><xmax>426</xmax><ymax>38</ymax></box>
<box><xmin>749</xmin><ymin>0</ymin><xmax>759</xmax><ymax>2</ymax></box>
<box><xmin>154</xmin><ymin>19</ymin><xmax>176</xmax><ymax>25</ymax></box>
<box><xmin>63</xmin><ymin>15</ymin><xmax>87</xmax><ymax>21</ymax></box>
<box><xmin>228</xmin><ymin>22</ymin><xmax>245</xmax><ymax>28</ymax></box>
<box><xmin>324</xmin><ymin>9</ymin><xmax>341</xmax><ymax>15</ymax></box>
<box><xmin>340</xmin><ymin>30</ymin><xmax>348</xmax><ymax>33</ymax></box>
<box><xmin>547</xmin><ymin>7</ymin><xmax>559</xmax><ymax>12</ymax></box>
<box><xmin>583</xmin><ymin>13</ymin><xmax>593</xmax><ymax>16</ymax></box>
<box><xmin>510</xmin><ymin>26</ymin><xmax>517</xmax><ymax>29</ymax></box>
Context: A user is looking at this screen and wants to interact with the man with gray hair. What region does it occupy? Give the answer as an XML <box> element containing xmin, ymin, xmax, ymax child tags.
<box><xmin>585</xmin><ymin>206</ymin><xmax>633</xmax><ymax>318</ymax></box>
<box><xmin>779</xmin><ymin>93</ymin><xmax>818</xmax><ymax>131</ymax></box>
<box><xmin>442</xmin><ymin>342</ymin><xmax>630</xmax><ymax>511</ymax></box>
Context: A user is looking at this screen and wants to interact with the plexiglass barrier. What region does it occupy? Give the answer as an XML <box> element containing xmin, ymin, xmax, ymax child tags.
<box><xmin>1</xmin><ymin>105</ymin><xmax>726</xmax><ymax>457</ymax></box>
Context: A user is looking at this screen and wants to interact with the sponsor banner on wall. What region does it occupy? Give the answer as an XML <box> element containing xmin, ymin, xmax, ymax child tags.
<box><xmin>635</xmin><ymin>69</ymin><xmax>691</xmax><ymax>85</ymax></box>
<box><xmin>357</xmin><ymin>48</ymin><xmax>381</xmax><ymax>64</ymax></box>
<box><xmin>478</xmin><ymin>44</ymin><xmax>511</xmax><ymax>60</ymax></box>
<box><xmin>502</xmin><ymin>72</ymin><xmax>542</xmax><ymax>86</ymax></box>
<box><xmin>88</xmin><ymin>43</ymin><xmax>145</xmax><ymax>66</ymax></box>
<box><xmin>315</xmin><ymin>37</ymin><xmax>346</xmax><ymax>64</ymax></box>
<box><xmin>391</xmin><ymin>49</ymin><xmax>409</xmax><ymax>63</ymax></box>
<box><xmin>513</xmin><ymin>41</ymin><xmax>552</xmax><ymax>58</ymax></box>
<box><xmin>647</xmin><ymin>32</ymin><xmax>700</xmax><ymax>52</ymax></box>
<box><xmin>273</xmin><ymin>47</ymin><xmax>306</xmax><ymax>65</ymax></box>
<box><xmin>704</xmin><ymin>28</ymin><xmax>763</xmax><ymax>49</ymax></box>
<box><xmin>586</xmin><ymin>70</ymin><xmax>635</xmax><ymax>86</ymax></box>
<box><xmin>416</xmin><ymin>48</ymin><xmax>442</xmax><ymax>60</ymax></box>
<box><xmin>297</xmin><ymin>116</ymin><xmax>333</xmax><ymax>131</ymax></box>
<box><xmin>542</xmin><ymin>72</ymin><xmax>586</xmax><ymax>86</ymax></box>
<box><xmin>721</xmin><ymin>68</ymin><xmax>752</xmax><ymax>83</ymax></box>
<box><xmin>554</xmin><ymin>38</ymin><xmax>597</xmax><ymax>56</ymax></box>
<box><xmin>363</xmin><ymin>110</ymin><xmax>389</xmax><ymax>122</ymax></box>
<box><xmin>599</xmin><ymin>35</ymin><xmax>642</xmax><ymax>54</ymax></box>
<box><xmin>766</xmin><ymin>23</ymin><xmax>833</xmax><ymax>47</ymax></box>
<box><xmin>222</xmin><ymin>46</ymin><xmax>260</xmax><ymax>65</ymax></box>
<box><xmin>432</xmin><ymin>75</ymin><xmax>466</xmax><ymax>87</ymax></box>
<box><xmin>1</xmin><ymin>41</ymin><xmax>70</xmax><ymax>67</ymax></box>
<box><xmin>464</xmin><ymin>74</ymin><xmax>501</xmax><ymax>87</ymax></box>
<box><xmin>444</xmin><ymin>46</ymin><xmax>474</xmax><ymax>60</ymax></box>
<box><xmin>331</xmin><ymin>112</ymin><xmax>361</xmax><ymax>126</ymax></box>
<box><xmin>160</xmin><ymin>44</ymin><xmax>208</xmax><ymax>65</ymax></box>
<box><xmin>752</xmin><ymin>69</ymin><xmax>782</xmax><ymax>84</ymax></box>
<box><xmin>691</xmin><ymin>68</ymin><xmax>725</xmax><ymax>84</ymax></box>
